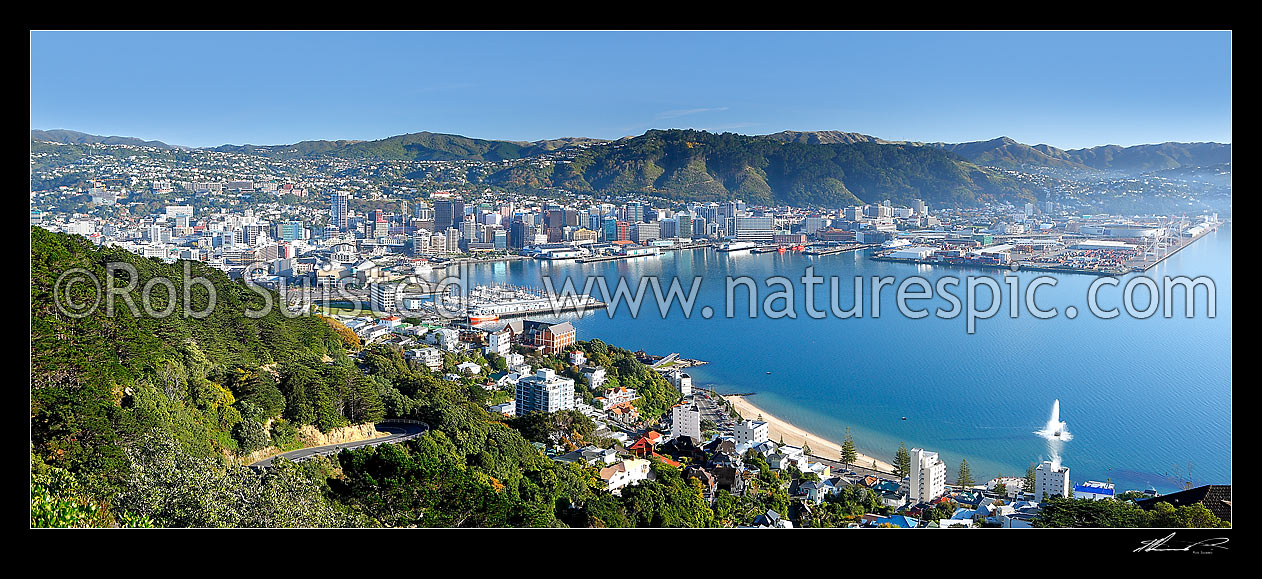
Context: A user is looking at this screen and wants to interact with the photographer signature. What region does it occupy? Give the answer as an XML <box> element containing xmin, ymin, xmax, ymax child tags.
<box><xmin>1134</xmin><ymin>532</ymin><xmax>1229</xmax><ymax>553</ymax></box>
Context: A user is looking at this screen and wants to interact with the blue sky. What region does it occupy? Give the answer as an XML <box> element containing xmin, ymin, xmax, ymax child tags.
<box><xmin>30</xmin><ymin>31</ymin><xmax>1231</xmax><ymax>150</ymax></box>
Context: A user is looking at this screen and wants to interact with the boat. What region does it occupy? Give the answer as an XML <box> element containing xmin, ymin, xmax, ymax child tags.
<box><xmin>468</xmin><ymin>308</ymin><xmax>500</xmax><ymax>324</ymax></box>
<box><xmin>716</xmin><ymin>241</ymin><xmax>756</xmax><ymax>252</ymax></box>
<box><xmin>882</xmin><ymin>239</ymin><xmax>912</xmax><ymax>249</ymax></box>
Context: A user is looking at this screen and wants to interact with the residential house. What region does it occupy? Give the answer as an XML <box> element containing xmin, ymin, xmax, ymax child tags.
<box><xmin>752</xmin><ymin>510</ymin><xmax>792</xmax><ymax>528</ymax></box>
<box><xmin>683</xmin><ymin>466</ymin><xmax>717</xmax><ymax>499</ymax></box>
<box><xmin>580</xmin><ymin>365</ymin><xmax>607</xmax><ymax>389</ymax></box>
<box><xmin>599</xmin><ymin>458</ymin><xmax>652</xmax><ymax>496</ymax></box>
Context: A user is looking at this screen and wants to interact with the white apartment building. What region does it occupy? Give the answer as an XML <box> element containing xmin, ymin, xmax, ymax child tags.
<box><xmin>672</xmin><ymin>403</ymin><xmax>702</xmax><ymax>441</ymax></box>
<box><xmin>405</xmin><ymin>347</ymin><xmax>444</xmax><ymax>371</ymax></box>
<box><xmin>581</xmin><ymin>366</ymin><xmax>607</xmax><ymax>390</ymax></box>
<box><xmin>429</xmin><ymin>327</ymin><xmax>461</xmax><ymax>351</ymax></box>
<box><xmin>515</xmin><ymin>368</ymin><xmax>576</xmax><ymax>416</ymax></box>
<box><xmin>909</xmin><ymin>448</ymin><xmax>947</xmax><ymax>503</ymax></box>
<box><xmin>370</xmin><ymin>282</ymin><xmax>401</xmax><ymax>313</ymax></box>
<box><xmin>677</xmin><ymin>372</ymin><xmax>692</xmax><ymax>396</ymax></box>
<box><xmin>734</xmin><ymin>420</ymin><xmax>769</xmax><ymax>446</ymax></box>
<box><xmin>1035</xmin><ymin>460</ymin><xmax>1071</xmax><ymax>499</ymax></box>
<box><xmin>485</xmin><ymin>329</ymin><xmax>512</xmax><ymax>357</ymax></box>
<box><xmin>667</xmin><ymin>368</ymin><xmax>692</xmax><ymax>396</ymax></box>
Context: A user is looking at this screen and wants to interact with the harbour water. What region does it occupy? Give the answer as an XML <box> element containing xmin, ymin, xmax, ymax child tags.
<box><xmin>460</xmin><ymin>225</ymin><xmax>1232</xmax><ymax>493</ymax></box>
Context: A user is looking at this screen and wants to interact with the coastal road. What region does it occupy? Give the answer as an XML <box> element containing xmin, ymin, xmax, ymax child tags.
<box><xmin>809</xmin><ymin>454</ymin><xmax>899</xmax><ymax>482</ymax></box>
<box><xmin>249</xmin><ymin>420</ymin><xmax>429</xmax><ymax>469</ymax></box>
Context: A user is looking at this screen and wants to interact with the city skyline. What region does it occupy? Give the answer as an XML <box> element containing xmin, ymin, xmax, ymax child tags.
<box><xmin>31</xmin><ymin>30</ymin><xmax>1231</xmax><ymax>150</ymax></box>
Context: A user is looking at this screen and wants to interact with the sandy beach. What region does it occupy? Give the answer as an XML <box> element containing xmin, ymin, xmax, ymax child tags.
<box><xmin>723</xmin><ymin>394</ymin><xmax>896</xmax><ymax>474</ymax></box>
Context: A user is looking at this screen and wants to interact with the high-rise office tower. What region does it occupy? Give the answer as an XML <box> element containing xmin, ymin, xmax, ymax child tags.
<box><xmin>509</xmin><ymin>220</ymin><xmax>527</xmax><ymax>249</ymax></box>
<box><xmin>625</xmin><ymin>201</ymin><xmax>645</xmax><ymax>223</ymax></box>
<box><xmin>331</xmin><ymin>192</ymin><xmax>349</xmax><ymax>230</ymax></box>
<box><xmin>433</xmin><ymin>199</ymin><xmax>464</xmax><ymax>232</ymax></box>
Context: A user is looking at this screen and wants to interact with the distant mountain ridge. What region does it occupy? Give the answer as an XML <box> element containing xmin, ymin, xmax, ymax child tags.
<box><xmin>33</xmin><ymin>126</ymin><xmax>1231</xmax><ymax>208</ymax></box>
<box><xmin>31</xmin><ymin>129</ymin><xmax>181</xmax><ymax>150</ymax></box>
<box><xmin>489</xmin><ymin>128</ymin><xmax>1038</xmax><ymax>208</ymax></box>
<box><xmin>932</xmin><ymin>136</ymin><xmax>1231</xmax><ymax>173</ymax></box>
<box><xmin>1057</xmin><ymin>141</ymin><xmax>1232</xmax><ymax>173</ymax></box>
<box><xmin>211</xmin><ymin>132</ymin><xmax>611</xmax><ymax>162</ymax></box>
<box><xmin>763</xmin><ymin>130</ymin><xmax>907</xmax><ymax>146</ymax></box>
<box><xmin>769</xmin><ymin>131</ymin><xmax>1231</xmax><ymax>174</ymax></box>
<box><xmin>34</xmin><ymin>127</ymin><xmax>1229</xmax><ymax>174</ymax></box>
<box><xmin>928</xmin><ymin>137</ymin><xmax>1095</xmax><ymax>171</ymax></box>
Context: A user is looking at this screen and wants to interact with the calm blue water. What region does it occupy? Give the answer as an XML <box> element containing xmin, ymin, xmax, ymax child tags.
<box><xmin>459</xmin><ymin>225</ymin><xmax>1231</xmax><ymax>493</ymax></box>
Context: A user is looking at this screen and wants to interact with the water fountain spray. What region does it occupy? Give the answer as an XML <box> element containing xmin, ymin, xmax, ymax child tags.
<box><xmin>1034</xmin><ymin>399</ymin><xmax>1071</xmax><ymax>469</ymax></box>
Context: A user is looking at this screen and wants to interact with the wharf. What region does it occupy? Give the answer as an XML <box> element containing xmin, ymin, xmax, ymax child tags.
<box><xmin>804</xmin><ymin>243</ymin><xmax>878</xmax><ymax>255</ymax></box>
<box><xmin>661</xmin><ymin>242</ymin><xmax>713</xmax><ymax>251</ymax></box>
<box><xmin>870</xmin><ymin>255</ymin><xmax>1122</xmax><ymax>276</ymax></box>
<box><xmin>576</xmin><ymin>253</ymin><xmax>658</xmax><ymax>263</ymax></box>
<box><xmin>439</xmin><ymin>255</ymin><xmax>530</xmax><ymax>268</ymax></box>
<box><xmin>1127</xmin><ymin>220</ymin><xmax>1224</xmax><ymax>272</ymax></box>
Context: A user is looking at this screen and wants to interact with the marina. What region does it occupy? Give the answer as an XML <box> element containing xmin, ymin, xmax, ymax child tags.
<box><xmin>437</xmin><ymin>283</ymin><xmax>607</xmax><ymax>324</ymax></box>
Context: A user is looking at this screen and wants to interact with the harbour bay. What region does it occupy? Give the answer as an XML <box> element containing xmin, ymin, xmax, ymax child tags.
<box><xmin>459</xmin><ymin>224</ymin><xmax>1232</xmax><ymax>494</ymax></box>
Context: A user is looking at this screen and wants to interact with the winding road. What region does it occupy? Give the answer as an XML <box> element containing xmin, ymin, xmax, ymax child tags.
<box><xmin>249</xmin><ymin>420</ymin><xmax>429</xmax><ymax>469</ymax></box>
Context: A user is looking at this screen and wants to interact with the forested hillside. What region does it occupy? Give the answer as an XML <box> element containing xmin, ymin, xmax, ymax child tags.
<box><xmin>491</xmin><ymin>129</ymin><xmax>1038</xmax><ymax>208</ymax></box>
<box><xmin>30</xmin><ymin>229</ymin><xmax>741</xmax><ymax>527</ymax></box>
<box><xmin>31</xmin><ymin>227</ymin><xmax>359</xmax><ymax>490</ymax></box>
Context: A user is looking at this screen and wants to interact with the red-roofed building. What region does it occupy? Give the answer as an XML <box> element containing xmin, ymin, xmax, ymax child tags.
<box><xmin>629</xmin><ymin>431</ymin><xmax>664</xmax><ymax>457</ymax></box>
<box><xmin>652</xmin><ymin>453</ymin><xmax>682</xmax><ymax>467</ymax></box>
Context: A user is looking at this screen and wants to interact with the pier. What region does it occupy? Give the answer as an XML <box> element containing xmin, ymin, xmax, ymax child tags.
<box><xmin>869</xmin><ymin>219</ymin><xmax>1224</xmax><ymax>277</ymax></box>
<box><xmin>661</xmin><ymin>242</ymin><xmax>714</xmax><ymax>251</ymax></box>
<box><xmin>1127</xmin><ymin>219</ymin><xmax>1224</xmax><ymax>272</ymax></box>
<box><xmin>804</xmin><ymin>242</ymin><xmax>879</xmax><ymax>255</ymax></box>
<box><xmin>576</xmin><ymin>253</ymin><xmax>658</xmax><ymax>264</ymax></box>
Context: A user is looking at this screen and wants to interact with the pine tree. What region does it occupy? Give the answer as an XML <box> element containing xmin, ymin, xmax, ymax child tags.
<box><xmin>841</xmin><ymin>427</ymin><xmax>857</xmax><ymax>465</ymax></box>
<box><xmin>895</xmin><ymin>442</ymin><xmax>911</xmax><ymax>478</ymax></box>
<box><xmin>1024</xmin><ymin>464</ymin><xmax>1037</xmax><ymax>495</ymax></box>
<box><xmin>958</xmin><ymin>459</ymin><xmax>975</xmax><ymax>488</ymax></box>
